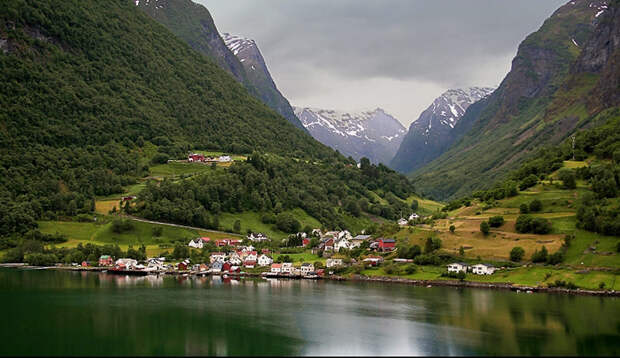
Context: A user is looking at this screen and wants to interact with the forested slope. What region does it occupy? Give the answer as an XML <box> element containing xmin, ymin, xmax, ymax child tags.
<box><xmin>0</xmin><ymin>0</ymin><xmax>417</xmax><ymax>241</ymax></box>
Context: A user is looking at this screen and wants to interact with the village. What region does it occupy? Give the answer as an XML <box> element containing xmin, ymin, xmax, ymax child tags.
<box><xmin>83</xmin><ymin>222</ymin><xmax>499</xmax><ymax>280</ymax></box>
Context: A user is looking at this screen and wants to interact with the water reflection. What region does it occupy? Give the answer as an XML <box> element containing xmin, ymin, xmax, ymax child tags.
<box><xmin>0</xmin><ymin>269</ymin><xmax>618</xmax><ymax>356</ymax></box>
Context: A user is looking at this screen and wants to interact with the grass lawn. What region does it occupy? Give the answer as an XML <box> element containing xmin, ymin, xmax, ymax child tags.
<box><xmin>551</xmin><ymin>217</ymin><xmax>620</xmax><ymax>268</ymax></box>
<box><xmin>219</xmin><ymin>208</ymin><xmax>321</xmax><ymax>240</ymax></box>
<box><xmin>407</xmin><ymin>195</ymin><xmax>444</xmax><ymax>215</ymax></box>
<box><xmin>149</xmin><ymin>162</ymin><xmax>216</xmax><ymax>176</ymax></box>
<box><xmin>272</xmin><ymin>252</ymin><xmax>324</xmax><ymax>264</ymax></box>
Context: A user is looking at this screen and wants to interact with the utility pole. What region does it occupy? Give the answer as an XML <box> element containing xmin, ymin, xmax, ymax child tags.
<box><xmin>572</xmin><ymin>134</ymin><xmax>576</xmax><ymax>160</ymax></box>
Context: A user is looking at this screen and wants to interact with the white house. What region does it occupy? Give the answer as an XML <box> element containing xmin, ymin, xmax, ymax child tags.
<box><xmin>257</xmin><ymin>254</ymin><xmax>273</xmax><ymax>267</ymax></box>
<box><xmin>270</xmin><ymin>263</ymin><xmax>282</xmax><ymax>273</ymax></box>
<box><xmin>447</xmin><ymin>262</ymin><xmax>469</xmax><ymax>273</ymax></box>
<box><xmin>228</xmin><ymin>253</ymin><xmax>243</xmax><ymax>266</ymax></box>
<box><xmin>218</xmin><ymin>155</ymin><xmax>232</xmax><ymax>163</ymax></box>
<box><xmin>300</xmin><ymin>263</ymin><xmax>315</xmax><ymax>275</ymax></box>
<box><xmin>326</xmin><ymin>258</ymin><xmax>344</xmax><ymax>268</ymax></box>
<box><xmin>247</xmin><ymin>233</ymin><xmax>269</xmax><ymax>242</ymax></box>
<box><xmin>398</xmin><ymin>218</ymin><xmax>408</xmax><ymax>226</ymax></box>
<box><xmin>188</xmin><ymin>238</ymin><xmax>204</xmax><ymax>249</ymax></box>
<box><xmin>210</xmin><ymin>252</ymin><xmax>226</xmax><ymax>264</ymax></box>
<box><xmin>350</xmin><ymin>235</ymin><xmax>371</xmax><ymax>248</ymax></box>
<box><xmin>211</xmin><ymin>261</ymin><xmax>223</xmax><ymax>273</ymax></box>
<box><xmin>471</xmin><ymin>264</ymin><xmax>496</xmax><ymax>275</ymax></box>
<box><xmin>245</xmin><ymin>251</ymin><xmax>258</xmax><ymax>262</ymax></box>
<box><xmin>281</xmin><ymin>262</ymin><xmax>293</xmax><ymax>274</ymax></box>
<box><xmin>334</xmin><ymin>237</ymin><xmax>351</xmax><ymax>251</ymax></box>
<box><xmin>408</xmin><ymin>213</ymin><xmax>420</xmax><ymax>221</ymax></box>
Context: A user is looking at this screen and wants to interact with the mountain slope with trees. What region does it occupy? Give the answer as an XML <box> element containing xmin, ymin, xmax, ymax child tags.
<box><xmin>137</xmin><ymin>0</ymin><xmax>305</xmax><ymax>131</ymax></box>
<box><xmin>0</xmin><ymin>0</ymin><xmax>419</xmax><ymax>244</ymax></box>
<box><xmin>411</xmin><ymin>0</ymin><xmax>618</xmax><ymax>200</ymax></box>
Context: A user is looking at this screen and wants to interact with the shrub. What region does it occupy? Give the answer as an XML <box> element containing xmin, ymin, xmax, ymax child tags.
<box><xmin>275</xmin><ymin>213</ymin><xmax>301</xmax><ymax>233</ymax></box>
<box><xmin>529</xmin><ymin>199</ymin><xmax>542</xmax><ymax>212</ymax></box>
<box><xmin>546</xmin><ymin>251</ymin><xmax>564</xmax><ymax>265</ymax></box>
<box><xmin>510</xmin><ymin>247</ymin><xmax>525</xmax><ymax>262</ymax></box>
<box><xmin>531</xmin><ymin>246</ymin><xmax>548</xmax><ymax>263</ymax></box>
<box><xmin>150</xmin><ymin>152</ymin><xmax>169</xmax><ymax>164</ymax></box>
<box><xmin>404</xmin><ymin>264</ymin><xmax>417</xmax><ymax>275</ymax></box>
<box><xmin>152</xmin><ymin>227</ymin><xmax>163</xmax><ymax>237</ymax></box>
<box><xmin>414</xmin><ymin>254</ymin><xmax>441</xmax><ymax>266</ymax></box>
<box><xmin>557</xmin><ymin>169</ymin><xmax>577</xmax><ymax>189</ymax></box>
<box><xmin>480</xmin><ymin>221</ymin><xmax>490</xmax><ymax>235</ymax></box>
<box><xmin>520</xmin><ymin>174</ymin><xmax>538</xmax><ymax>190</ymax></box>
<box><xmin>519</xmin><ymin>203</ymin><xmax>529</xmax><ymax>214</ymax></box>
<box><xmin>424</xmin><ymin>237</ymin><xmax>441</xmax><ymax>253</ymax></box>
<box><xmin>516</xmin><ymin>215</ymin><xmax>551</xmax><ymax>234</ymax></box>
<box><xmin>488</xmin><ymin>216</ymin><xmax>504</xmax><ymax>227</ymax></box>
<box><xmin>449</xmin><ymin>225</ymin><xmax>455</xmax><ymax>233</ymax></box>
<box><xmin>111</xmin><ymin>219</ymin><xmax>134</xmax><ymax>234</ymax></box>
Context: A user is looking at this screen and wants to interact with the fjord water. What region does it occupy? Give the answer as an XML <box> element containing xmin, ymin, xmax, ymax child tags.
<box><xmin>0</xmin><ymin>269</ymin><xmax>618</xmax><ymax>356</ymax></box>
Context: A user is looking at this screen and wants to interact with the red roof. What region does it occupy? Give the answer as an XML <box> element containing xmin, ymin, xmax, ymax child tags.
<box><xmin>249</xmin><ymin>251</ymin><xmax>257</xmax><ymax>255</ymax></box>
<box><xmin>244</xmin><ymin>260</ymin><xmax>257</xmax><ymax>265</ymax></box>
<box><xmin>200</xmin><ymin>237</ymin><xmax>211</xmax><ymax>242</ymax></box>
<box><xmin>271</xmin><ymin>263</ymin><xmax>282</xmax><ymax>268</ymax></box>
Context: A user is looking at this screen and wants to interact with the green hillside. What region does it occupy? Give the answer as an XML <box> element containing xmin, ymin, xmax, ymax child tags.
<box><xmin>0</xmin><ymin>0</ymin><xmax>422</xmax><ymax>249</ymax></box>
<box><xmin>411</xmin><ymin>0</ymin><xmax>619</xmax><ymax>201</ymax></box>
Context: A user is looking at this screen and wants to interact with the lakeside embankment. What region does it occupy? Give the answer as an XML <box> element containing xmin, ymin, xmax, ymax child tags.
<box><xmin>2</xmin><ymin>264</ymin><xmax>618</xmax><ymax>297</ymax></box>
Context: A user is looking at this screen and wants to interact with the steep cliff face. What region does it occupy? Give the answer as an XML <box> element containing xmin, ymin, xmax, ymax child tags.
<box><xmin>572</xmin><ymin>0</ymin><xmax>620</xmax><ymax>110</ymax></box>
<box><xmin>135</xmin><ymin>0</ymin><xmax>250</xmax><ymax>87</ymax></box>
<box><xmin>295</xmin><ymin>107</ymin><xmax>406</xmax><ymax>165</ymax></box>
<box><xmin>390</xmin><ymin>87</ymin><xmax>494</xmax><ymax>173</ymax></box>
<box><xmin>222</xmin><ymin>33</ymin><xmax>305</xmax><ymax>130</ymax></box>
<box><xmin>411</xmin><ymin>0</ymin><xmax>615</xmax><ymax>200</ymax></box>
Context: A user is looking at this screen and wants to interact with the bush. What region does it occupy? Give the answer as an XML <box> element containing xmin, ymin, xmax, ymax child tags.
<box><xmin>111</xmin><ymin>219</ymin><xmax>134</xmax><ymax>234</ymax></box>
<box><xmin>414</xmin><ymin>254</ymin><xmax>441</xmax><ymax>266</ymax></box>
<box><xmin>557</xmin><ymin>169</ymin><xmax>576</xmax><ymax>189</ymax></box>
<box><xmin>404</xmin><ymin>264</ymin><xmax>417</xmax><ymax>275</ymax></box>
<box><xmin>531</xmin><ymin>246</ymin><xmax>548</xmax><ymax>263</ymax></box>
<box><xmin>150</xmin><ymin>152</ymin><xmax>169</xmax><ymax>164</ymax></box>
<box><xmin>510</xmin><ymin>247</ymin><xmax>525</xmax><ymax>262</ymax></box>
<box><xmin>424</xmin><ymin>238</ymin><xmax>441</xmax><ymax>254</ymax></box>
<box><xmin>480</xmin><ymin>221</ymin><xmax>490</xmax><ymax>235</ymax></box>
<box><xmin>519</xmin><ymin>203</ymin><xmax>529</xmax><ymax>214</ymax></box>
<box><xmin>152</xmin><ymin>227</ymin><xmax>163</xmax><ymax>237</ymax></box>
<box><xmin>24</xmin><ymin>253</ymin><xmax>58</xmax><ymax>266</ymax></box>
<box><xmin>529</xmin><ymin>199</ymin><xmax>542</xmax><ymax>212</ymax></box>
<box><xmin>449</xmin><ymin>225</ymin><xmax>456</xmax><ymax>233</ymax></box>
<box><xmin>275</xmin><ymin>213</ymin><xmax>301</xmax><ymax>233</ymax></box>
<box><xmin>488</xmin><ymin>216</ymin><xmax>504</xmax><ymax>227</ymax></box>
<box><xmin>516</xmin><ymin>215</ymin><xmax>551</xmax><ymax>234</ymax></box>
<box><xmin>546</xmin><ymin>251</ymin><xmax>564</xmax><ymax>265</ymax></box>
<box><xmin>261</xmin><ymin>213</ymin><xmax>276</xmax><ymax>224</ymax></box>
<box><xmin>520</xmin><ymin>174</ymin><xmax>538</xmax><ymax>190</ymax></box>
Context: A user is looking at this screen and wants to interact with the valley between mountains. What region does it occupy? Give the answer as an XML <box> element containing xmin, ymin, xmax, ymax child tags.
<box><xmin>0</xmin><ymin>0</ymin><xmax>618</xmax><ymax>293</ymax></box>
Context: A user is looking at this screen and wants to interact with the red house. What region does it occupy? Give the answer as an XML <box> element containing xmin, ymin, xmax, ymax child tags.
<box><xmin>377</xmin><ymin>238</ymin><xmax>396</xmax><ymax>252</ymax></box>
<box><xmin>199</xmin><ymin>237</ymin><xmax>211</xmax><ymax>243</ymax></box>
<box><xmin>222</xmin><ymin>262</ymin><xmax>232</xmax><ymax>272</ymax></box>
<box><xmin>178</xmin><ymin>260</ymin><xmax>190</xmax><ymax>271</ymax></box>
<box><xmin>98</xmin><ymin>255</ymin><xmax>114</xmax><ymax>267</ymax></box>
<box><xmin>188</xmin><ymin>153</ymin><xmax>205</xmax><ymax>162</ymax></box>
<box><xmin>261</xmin><ymin>248</ymin><xmax>270</xmax><ymax>254</ymax></box>
<box><xmin>302</xmin><ymin>238</ymin><xmax>310</xmax><ymax>247</ymax></box>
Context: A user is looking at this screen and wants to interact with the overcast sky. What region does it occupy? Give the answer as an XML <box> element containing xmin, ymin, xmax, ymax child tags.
<box><xmin>201</xmin><ymin>0</ymin><xmax>566</xmax><ymax>127</ymax></box>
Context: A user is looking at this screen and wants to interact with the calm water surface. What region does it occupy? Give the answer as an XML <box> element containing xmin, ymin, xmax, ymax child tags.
<box><xmin>0</xmin><ymin>268</ymin><xmax>619</xmax><ymax>356</ymax></box>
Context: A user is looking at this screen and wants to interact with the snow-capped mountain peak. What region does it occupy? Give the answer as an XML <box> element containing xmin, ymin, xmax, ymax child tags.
<box><xmin>294</xmin><ymin>107</ymin><xmax>406</xmax><ymax>164</ymax></box>
<box><xmin>221</xmin><ymin>33</ymin><xmax>257</xmax><ymax>56</ymax></box>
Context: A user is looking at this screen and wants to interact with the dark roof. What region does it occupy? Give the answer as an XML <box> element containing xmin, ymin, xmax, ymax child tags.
<box><xmin>380</xmin><ymin>238</ymin><xmax>396</xmax><ymax>243</ymax></box>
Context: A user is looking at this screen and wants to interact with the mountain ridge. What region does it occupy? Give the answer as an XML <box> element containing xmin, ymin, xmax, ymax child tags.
<box><xmin>294</xmin><ymin>106</ymin><xmax>406</xmax><ymax>165</ymax></box>
<box><xmin>390</xmin><ymin>87</ymin><xmax>495</xmax><ymax>173</ymax></box>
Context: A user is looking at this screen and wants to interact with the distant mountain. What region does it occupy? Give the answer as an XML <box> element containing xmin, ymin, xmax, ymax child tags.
<box><xmin>411</xmin><ymin>0</ymin><xmax>618</xmax><ymax>200</ymax></box>
<box><xmin>136</xmin><ymin>0</ymin><xmax>305</xmax><ymax>130</ymax></box>
<box><xmin>294</xmin><ymin>107</ymin><xmax>406</xmax><ymax>164</ymax></box>
<box><xmin>221</xmin><ymin>33</ymin><xmax>305</xmax><ymax>130</ymax></box>
<box><xmin>390</xmin><ymin>87</ymin><xmax>495</xmax><ymax>173</ymax></box>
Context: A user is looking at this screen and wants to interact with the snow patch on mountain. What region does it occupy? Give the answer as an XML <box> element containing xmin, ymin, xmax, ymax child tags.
<box><xmin>294</xmin><ymin>107</ymin><xmax>406</xmax><ymax>164</ymax></box>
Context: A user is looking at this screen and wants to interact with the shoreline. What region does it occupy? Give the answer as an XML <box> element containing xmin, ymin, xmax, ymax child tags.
<box><xmin>2</xmin><ymin>264</ymin><xmax>618</xmax><ymax>297</ymax></box>
<box><xmin>333</xmin><ymin>274</ymin><xmax>620</xmax><ymax>297</ymax></box>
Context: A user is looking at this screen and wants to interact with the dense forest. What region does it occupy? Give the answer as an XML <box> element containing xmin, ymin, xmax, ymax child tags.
<box><xmin>0</xmin><ymin>0</ymin><xmax>340</xmax><ymax>239</ymax></box>
<box><xmin>134</xmin><ymin>154</ymin><xmax>416</xmax><ymax>230</ymax></box>
<box><xmin>0</xmin><ymin>0</ymin><xmax>419</xmax><ymax>248</ymax></box>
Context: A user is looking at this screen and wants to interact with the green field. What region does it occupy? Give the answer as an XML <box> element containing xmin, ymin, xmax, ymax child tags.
<box><xmin>149</xmin><ymin>162</ymin><xmax>217</xmax><ymax>177</ymax></box>
<box><xmin>219</xmin><ymin>208</ymin><xmax>322</xmax><ymax>239</ymax></box>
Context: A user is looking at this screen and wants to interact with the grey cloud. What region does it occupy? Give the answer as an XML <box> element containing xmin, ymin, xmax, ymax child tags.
<box><xmin>201</xmin><ymin>0</ymin><xmax>566</xmax><ymax>125</ymax></box>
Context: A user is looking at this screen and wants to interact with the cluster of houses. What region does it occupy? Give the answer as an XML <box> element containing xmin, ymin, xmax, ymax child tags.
<box><xmin>447</xmin><ymin>262</ymin><xmax>496</xmax><ymax>275</ymax></box>
<box><xmin>398</xmin><ymin>213</ymin><xmax>421</xmax><ymax>226</ymax></box>
<box><xmin>187</xmin><ymin>237</ymin><xmax>244</xmax><ymax>249</ymax></box>
<box><xmin>187</xmin><ymin>153</ymin><xmax>232</xmax><ymax>163</ymax></box>
<box><xmin>309</xmin><ymin>230</ymin><xmax>396</xmax><ymax>253</ymax></box>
